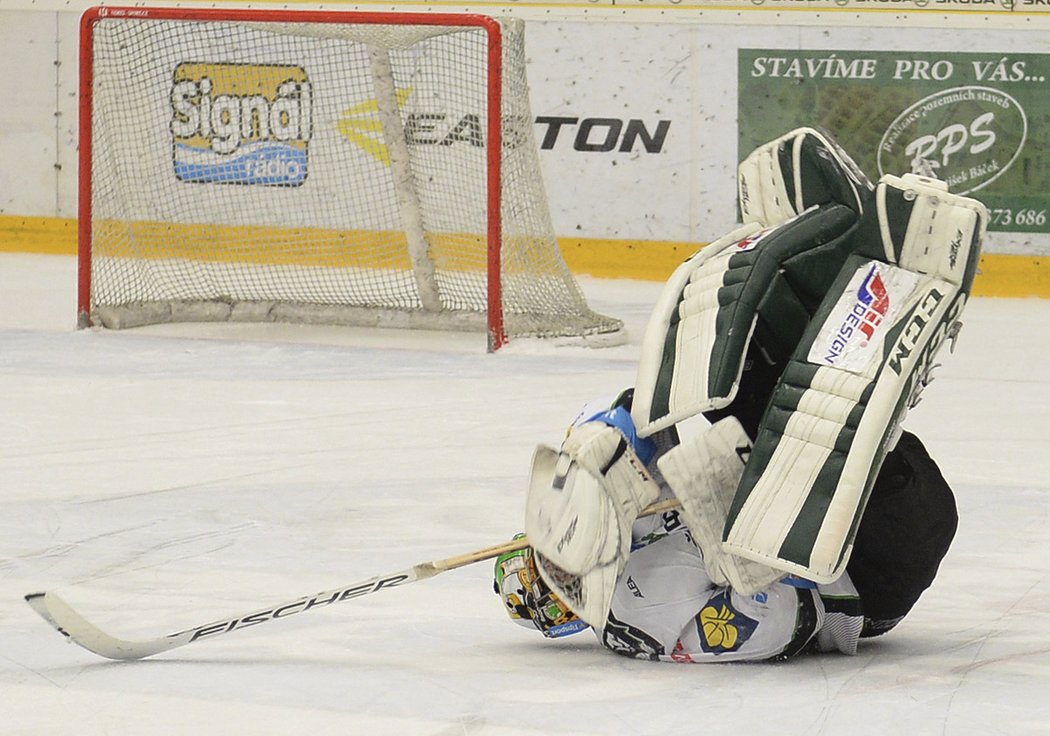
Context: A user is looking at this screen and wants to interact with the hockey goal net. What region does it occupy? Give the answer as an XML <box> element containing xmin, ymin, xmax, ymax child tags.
<box><xmin>78</xmin><ymin>6</ymin><xmax>622</xmax><ymax>349</ymax></box>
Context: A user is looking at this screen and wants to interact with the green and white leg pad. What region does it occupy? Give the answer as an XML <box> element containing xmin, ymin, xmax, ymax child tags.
<box><xmin>722</xmin><ymin>174</ymin><xmax>987</xmax><ymax>582</ymax></box>
<box><xmin>629</xmin><ymin>222</ymin><xmax>765</xmax><ymax>436</ymax></box>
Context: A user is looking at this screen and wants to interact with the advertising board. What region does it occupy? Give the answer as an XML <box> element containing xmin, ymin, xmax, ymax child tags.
<box><xmin>739</xmin><ymin>49</ymin><xmax>1050</xmax><ymax>234</ymax></box>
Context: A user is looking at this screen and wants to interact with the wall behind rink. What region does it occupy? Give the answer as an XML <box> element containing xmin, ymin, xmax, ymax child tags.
<box><xmin>0</xmin><ymin>2</ymin><xmax>1046</xmax><ymax>295</ymax></box>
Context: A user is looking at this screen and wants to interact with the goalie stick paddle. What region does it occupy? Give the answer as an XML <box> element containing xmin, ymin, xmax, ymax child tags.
<box><xmin>25</xmin><ymin>498</ymin><xmax>681</xmax><ymax>661</ymax></box>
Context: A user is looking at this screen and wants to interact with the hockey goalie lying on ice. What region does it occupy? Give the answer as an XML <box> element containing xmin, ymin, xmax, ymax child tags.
<box><xmin>493</xmin><ymin>127</ymin><xmax>987</xmax><ymax>663</ymax></box>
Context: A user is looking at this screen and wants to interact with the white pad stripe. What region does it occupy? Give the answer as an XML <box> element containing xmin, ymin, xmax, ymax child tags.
<box><xmin>667</xmin><ymin>266</ymin><xmax>729</xmax><ymax>421</ymax></box>
<box><xmin>739</xmin><ymin>136</ymin><xmax>792</xmax><ymax>225</ymax></box>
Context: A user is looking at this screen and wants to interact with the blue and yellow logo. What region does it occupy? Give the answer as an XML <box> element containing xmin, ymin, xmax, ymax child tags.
<box><xmin>697</xmin><ymin>592</ymin><xmax>759</xmax><ymax>654</ymax></box>
<box><xmin>170</xmin><ymin>62</ymin><xmax>312</xmax><ymax>187</ymax></box>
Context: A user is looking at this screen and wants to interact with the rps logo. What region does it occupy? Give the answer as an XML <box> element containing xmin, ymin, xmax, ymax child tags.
<box><xmin>170</xmin><ymin>62</ymin><xmax>312</xmax><ymax>187</ymax></box>
<box><xmin>878</xmin><ymin>85</ymin><xmax>1026</xmax><ymax>195</ymax></box>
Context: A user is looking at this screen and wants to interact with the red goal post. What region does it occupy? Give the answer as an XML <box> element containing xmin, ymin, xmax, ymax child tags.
<box><xmin>77</xmin><ymin>6</ymin><xmax>622</xmax><ymax>350</ymax></box>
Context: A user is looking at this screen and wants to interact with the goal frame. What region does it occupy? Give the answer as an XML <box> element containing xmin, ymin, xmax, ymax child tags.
<box><xmin>78</xmin><ymin>6</ymin><xmax>511</xmax><ymax>349</ymax></box>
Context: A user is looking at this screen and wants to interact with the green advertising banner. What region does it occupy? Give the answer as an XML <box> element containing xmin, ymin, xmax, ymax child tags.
<box><xmin>739</xmin><ymin>50</ymin><xmax>1050</xmax><ymax>233</ymax></box>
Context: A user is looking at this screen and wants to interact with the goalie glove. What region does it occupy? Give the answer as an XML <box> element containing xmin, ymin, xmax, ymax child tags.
<box><xmin>493</xmin><ymin>538</ymin><xmax>588</xmax><ymax>639</ymax></box>
<box><xmin>524</xmin><ymin>419</ymin><xmax>662</xmax><ymax>627</ymax></box>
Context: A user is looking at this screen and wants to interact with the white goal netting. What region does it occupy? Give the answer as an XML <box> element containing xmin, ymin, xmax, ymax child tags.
<box><xmin>83</xmin><ymin>10</ymin><xmax>622</xmax><ymax>346</ymax></box>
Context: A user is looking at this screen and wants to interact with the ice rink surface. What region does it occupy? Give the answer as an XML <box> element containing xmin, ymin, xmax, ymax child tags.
<box><xmin>1</xmin><ymin>252</ymin><xmax>1048</xmax><ymax>735</ymax></box>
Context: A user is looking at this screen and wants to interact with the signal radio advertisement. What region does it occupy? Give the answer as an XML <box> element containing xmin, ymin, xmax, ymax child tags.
<box><xmin>169</xmin><ymin>62</ymin><xmax>313</xmax><ymax>187</ymax></box>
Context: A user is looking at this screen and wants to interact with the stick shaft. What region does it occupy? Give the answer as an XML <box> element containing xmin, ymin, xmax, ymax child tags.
<box><xmin>26</xmin><ymin>498</ymin><xmax>681</xmax><ymax>660</ymax></box>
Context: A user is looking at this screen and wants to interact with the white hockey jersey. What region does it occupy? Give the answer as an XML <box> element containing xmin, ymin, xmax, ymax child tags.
<box><xmin>597</xmin><ymin>510</ymin><xmax>864</xmax><ymax>662</ymax></box>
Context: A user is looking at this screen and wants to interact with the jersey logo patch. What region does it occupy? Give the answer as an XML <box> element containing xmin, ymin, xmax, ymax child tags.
<box><xmin>697</xmin><ymin>592</ymin><xmax>759</xmax><ymax>654</ymax></box>
<box><xmin>602</xmin><ymin>612</ymin><xmax>664</xmax><ymax>660</ymax></box>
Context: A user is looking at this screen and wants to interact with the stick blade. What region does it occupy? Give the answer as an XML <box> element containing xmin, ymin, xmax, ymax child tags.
<box><xmin>25</xmin><ymin>591</ymin><xmax>177</xmax><ymax>661</ymax></box>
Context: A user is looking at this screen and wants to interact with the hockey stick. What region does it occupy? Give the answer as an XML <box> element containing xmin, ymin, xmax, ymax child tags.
<box><xmin>25</xmin><ymin>498</ymin><xmax>681</xmax><ymax>661</ymax></box>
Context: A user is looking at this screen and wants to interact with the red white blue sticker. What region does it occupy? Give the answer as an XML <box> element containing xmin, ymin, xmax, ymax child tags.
<box><xmin>732</xmin><ymin>227</ymin><xmax>772</xmax><ymax>252</ymax></box>
<box><xmin>809</xmin><ymin>261</ymin><xmax>922</xmax><ymax>373</ymax></box>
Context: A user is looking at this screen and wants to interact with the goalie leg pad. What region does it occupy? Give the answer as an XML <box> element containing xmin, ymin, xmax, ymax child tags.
<box><xmin>722</xmin><ymin>176</ymin><xmax>985</xmax><ymax>583</ymax></box>
<box><xmin>723</xmin><ymin>263</ymin><xmax>968</xmax><ymax>582</ymax></box>
<box><xmin>630</xmin><ymin>223</ymin><xmax>763</xmax><ymax>437</ymax></box>
<box><xmin>656</xmin><ymin>418</ymin><xmax>784</xmax><ymax>595</ymax></box>
<box><xmin>524</xmin><ymin>423</ymin><xmax>661</xmax><ymax>626</ymax></box>
<box><xmin>631</xmin><ymin>203</ymin><xmax>860</xmax><ymax>439</ymax></box>
<box><xmin>632</xmin><ymin>128</ymin><xmax>881</xmax><ymax>440</ymax></box>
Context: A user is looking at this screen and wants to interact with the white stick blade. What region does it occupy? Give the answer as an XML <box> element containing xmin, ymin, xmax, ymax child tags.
<box><xmin>25</xmin><ymin>592</ymin><xmax>180</xmax><ymax>661</ymax></box>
